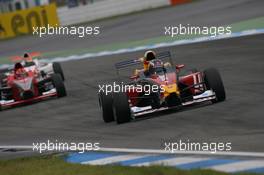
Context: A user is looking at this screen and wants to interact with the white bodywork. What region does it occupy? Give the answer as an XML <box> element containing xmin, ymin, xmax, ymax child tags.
<box><xmin>25</xmin><ymin>59</ymin><xmax>54</xmax><ymax>75</ymax></box>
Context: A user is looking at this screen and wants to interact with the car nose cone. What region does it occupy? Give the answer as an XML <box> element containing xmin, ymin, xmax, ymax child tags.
<box><xmin>22</xmin><ymin>90</ymin><xmax>34</xmax><ymax>100</ymax></box>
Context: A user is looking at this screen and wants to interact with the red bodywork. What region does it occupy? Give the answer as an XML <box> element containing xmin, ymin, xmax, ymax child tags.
<box><xmin>179</xmin><ymin>72</ymin><xmax>204</xmax><ymax>94</ymax></box>
<box><xmin>125</xmin><ymin>67</ymin><xmax>204</xmax><ymax>107</ymax></box>
<box><xmin>7</xmin><ymin>70</ymin><xmax>39</xmax><ymax>101</ymax></box>
<box><xmin>1</xmin><ymin>64</ymin><xmax>56</xmax><ymax>109</ymax></box>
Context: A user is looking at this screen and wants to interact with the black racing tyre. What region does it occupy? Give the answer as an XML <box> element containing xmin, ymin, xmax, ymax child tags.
<box><xmin>53</xmin><ymin>62</ymin><xmax>65</xmax><ymax>81</ymax></box>
<box><xmin>113</xmin><ymin>92</ymin><xmax>131</xmax><ymax>124</ymax></box>
<box><xmin>204</xmin><ymin>68</ymin><xmax>226</xmax><ymax>103</ymax></box>
<box><xmin>99</xmin><ymin>92</ymin><xmax>114</xmax><ymax>123</ymax></box>
<box><xmin>51</xmin><ymin>74</ymin><xmax>67</xmax><ymax>97</ymax></box>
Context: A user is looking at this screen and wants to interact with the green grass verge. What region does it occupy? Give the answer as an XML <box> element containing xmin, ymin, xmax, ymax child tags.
<box><xmin>0</xmin><ymin>154</ymin><xmax>261</xmax><ymax>175</ymax></box>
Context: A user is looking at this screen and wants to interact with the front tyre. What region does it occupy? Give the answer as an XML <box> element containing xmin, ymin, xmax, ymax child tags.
<box><xmin>53</xmin><ymin>62</ymin><xmax>65</xmax><ymax>81</ymax></box>
<box><xmin>99</xmin><ymin>92</ymin><xmax>114</xmax><ymax>123</ymax></box>
<box><xmin>113</xmin><ymin>92</ymin><xmax>131</xmax><ymax>124</ymax></box>
<box><xmin>204</xmin><ymin>68</ymin><xmax>226</xmax><ymax>103</ymax></box>
<box><xmin>51</xmin><ymin>74</ymin><xmax>67</xmax><ymax>97</ymax></box>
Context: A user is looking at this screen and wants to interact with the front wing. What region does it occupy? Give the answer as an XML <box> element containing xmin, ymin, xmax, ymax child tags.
<box><xmin>130</xmin><ymin>90</ymin><xmax>216</xmax><ymax>118</ymax></box>
<box><xmin>0</xmin><ymin>89</ymin><xmax>57</xmax><ymax>110</ymax></box>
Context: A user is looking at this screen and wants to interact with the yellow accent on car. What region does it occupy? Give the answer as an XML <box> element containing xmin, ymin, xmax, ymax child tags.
<box><xmin>162</xmin><ymin>84</ymin><xmax>180</xmax><ymax>97</ymax></box>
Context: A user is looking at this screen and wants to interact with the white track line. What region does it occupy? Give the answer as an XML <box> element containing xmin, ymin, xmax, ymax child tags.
<box><xmin>81</xmin><ymin>154</ymin><xmax>151</xmax><ymax>165</ymax></box>
<box><xmin>1</xmin><ymin>145</ymin><xmax>264</xmax><ymax>158</ymax></box>
<box><xmin>99</xmin><ymin>147</ymin><xmax>264</xmax><ymax>158</ymax></box>
<box><xmin>210</xmin><ymin>160</ymin><xmax>264</xmax><ymax>173</ymax></box>
<box><xmin>132</xmin><ymin>157</ymin><xmax>210</xmax><ymax>167</ymax></box>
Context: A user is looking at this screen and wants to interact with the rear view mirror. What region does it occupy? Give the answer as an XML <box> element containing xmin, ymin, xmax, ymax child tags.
<box><xmin>130</xmin><ymin>75</ymin><xmax>139</xmax><ymax>79</ymax></box>
<box><xmin>176</xmin><ymin>64</ymin><xmax>185</xmax><ymax>70</ymax></box>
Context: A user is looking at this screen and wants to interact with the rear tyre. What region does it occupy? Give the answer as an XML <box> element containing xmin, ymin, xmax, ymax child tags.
<box><xmin>51</xmin><ymin>74</ymin><xmax>67</xmax><ymax>97</ymax></box>
<box><xmin>53</xmin><ymin>62</ymin><xmax>65</xmax><ymax>81</ymax></box>
<box><xmin>113</xmin><ymin>92</ymin><xmax>131</xmax><ymax>124</ymax></box>
<box><xmin>99</xmin><ymin>92</ymin><xmax>114</xmax><ymax>123</ymax></box>
<box><xmin>204</xmin><ymin>68</ymin><xmax>226</xmax><ymax>103</ymax></box>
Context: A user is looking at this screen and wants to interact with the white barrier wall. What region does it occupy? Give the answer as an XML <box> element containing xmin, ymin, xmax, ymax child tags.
<box><xmin>58</xmin><ymin>0</ymin><xmax>170</xmax><ymax>26</ymax></box>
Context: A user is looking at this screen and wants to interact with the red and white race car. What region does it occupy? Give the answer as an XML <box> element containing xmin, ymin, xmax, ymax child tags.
<box><xmin>0</xmin><ymin>62</ymin><xmax>66</xmax><ymax>110</ymax></box>
<box><xmin>99</xmin><ymin>51</ymin><xmax>226</xmax><ymax>124</ymax></box>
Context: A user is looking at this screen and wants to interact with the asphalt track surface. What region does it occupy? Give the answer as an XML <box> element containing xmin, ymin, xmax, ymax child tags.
<box><xmin>0</xmin><ymin>33</ymin><xmax>264</xmax><ymax>152</ymax></box>
<box><xmin>1</xmin><ymin>0</ymin><xmax>264</xmax><ymax>57</ymax></box>
<box><xmin>0</xmin><ymin>0</ymin><xmax>264</xmax><ymax>153</ymax></box>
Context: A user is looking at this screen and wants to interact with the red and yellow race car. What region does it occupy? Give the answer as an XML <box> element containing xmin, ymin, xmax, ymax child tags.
<box><xmin>99</xmin><ymin>51</ymin><xmax>226</xmax><ymax>124</ymax></box>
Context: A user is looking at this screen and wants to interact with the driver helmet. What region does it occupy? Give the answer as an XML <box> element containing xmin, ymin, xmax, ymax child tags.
<box><xmin>142</xmin><ymin>50</ymin><xmax>157</xmax><ymax>71</ymax></box>
<box><xmin>23</xmin><ymin>52</ymin><xmax>33</xmax><ymax>62</ymax></box>
<box><xmin>144</xmin><ymin>50</ymin><xmax>156</xmax><ymax>61</ymax></box>
<box><xmin>14</xmin><ymin>63</ymin><xmax>26</xmax><ymax>78</ymax></box>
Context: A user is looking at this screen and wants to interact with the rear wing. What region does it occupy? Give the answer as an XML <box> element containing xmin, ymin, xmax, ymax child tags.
<box><xmin>115</xmin><ymin>51</ymin><xmax>173</xmax><ymax>74</ymax></box>
<box><xmin>10</xmin><ymin>52</ymin><xmax>41</xmax><ymax>62</ymax></box>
